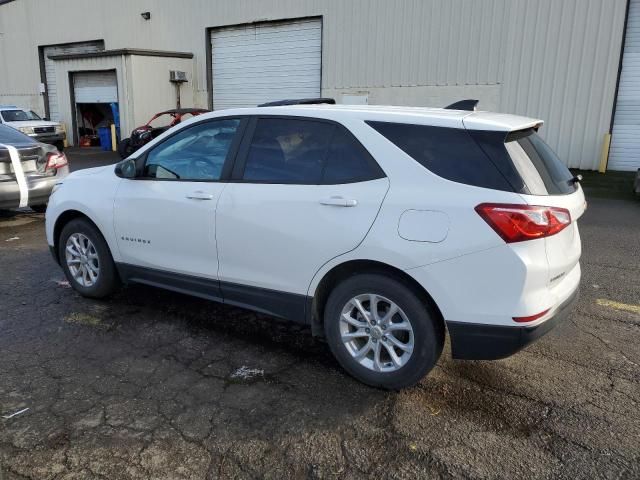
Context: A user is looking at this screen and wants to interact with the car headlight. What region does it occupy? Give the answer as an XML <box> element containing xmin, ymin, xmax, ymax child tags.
<box><xmin>19</xmin><ymin>126</ymin><xmax>35</xmax><ymax>135</ymax></box>
<box><xmin>55</xmin><ymin>125</ymin><xmax>65</xmax><ymax>134</ymax></box>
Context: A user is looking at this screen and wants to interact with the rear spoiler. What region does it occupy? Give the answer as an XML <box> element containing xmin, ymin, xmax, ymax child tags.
<box><xmin>444</xmin><ymin>99</ymin><xmax>479</xmax><ymax>111</ymax></box>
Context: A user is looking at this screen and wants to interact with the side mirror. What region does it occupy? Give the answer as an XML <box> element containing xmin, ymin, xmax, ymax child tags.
<box><xmin>115</xmin><ymin>158</ymin><xmax>137</xmax><ymax>179</ymax></box>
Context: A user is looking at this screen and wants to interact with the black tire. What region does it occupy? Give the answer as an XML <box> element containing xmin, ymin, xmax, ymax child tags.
<box><xmin>58</xmin><ymin>218</ymin><xmax>120</xmax><ymax>298</ymax></box>
<box><xmin>117</xmin><ymin>138</ymin><xmax>133</xmax><ymax>159</ymax></box>
<box><xmin>324</xmin><ymin>273</ymin><xmax>443</xmax><ymax>390</ymax></box>
<box><xmin>30</xmin><ymin>204</ymin><xmax>47</xmax><ymax>213</ymax></box>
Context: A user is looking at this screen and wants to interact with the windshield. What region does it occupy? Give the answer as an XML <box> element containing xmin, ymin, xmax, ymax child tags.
<box><xmin>1</xmin><ymin>110</ymin><xmax>42</xmax><ymax>122</ymax></box>
<box><xmin>148</xmin><ymin>114</ymin><xmax>175</xmax><ymax>129</ymax></box>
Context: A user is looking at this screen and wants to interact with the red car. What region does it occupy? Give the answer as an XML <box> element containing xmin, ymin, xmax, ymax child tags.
<box><xmin>118</xmin><ymin>108</ymin><xmax>209</xmax><ymax>158</ymax></box>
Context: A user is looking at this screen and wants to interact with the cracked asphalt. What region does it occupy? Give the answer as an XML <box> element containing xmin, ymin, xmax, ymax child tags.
<box><xmin>0</xmin><ymin>152</ymin><xmax>639</xmax><ymax>479</ymax></box>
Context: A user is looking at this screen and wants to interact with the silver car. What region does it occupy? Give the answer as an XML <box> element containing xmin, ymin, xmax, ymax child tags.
<box><xmin>0</xmin><ymin>124</ymin><xmax>69</xmax><ymax>212</ymax></box>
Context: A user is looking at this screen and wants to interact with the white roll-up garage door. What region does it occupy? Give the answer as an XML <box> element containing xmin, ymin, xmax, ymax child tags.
<box><xmin>211</xmin><ymin>18</ymin><xmax>322</xmax><ymax>110</ymax></box>
<box><xmin>73</xmin><ymin>71</ymin><xmax>118</xmax><ymax>103</ymax></box>
<box><xmin>44</xmin><ymin>41</ymin><xmax>104</xmax><ymax>121</ymax></box>
<box><xmin>609</xmin><ymin>0</ymin><xmax>640</xmax><ymax>171</ymax></box>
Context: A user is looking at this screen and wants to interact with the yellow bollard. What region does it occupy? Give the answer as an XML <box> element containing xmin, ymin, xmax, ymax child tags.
<box><xmin>110</xmin><ymin>124</ymin><xmax>117</xmax><ymax>152</ymax></box>
<box><xmin>62</xmin><ymin>123</ymin><xmax>68</xmax><ymax>148</ymax></box>
<box><xmin>598</xmin><ymin>133</ymin><xmax>611</xmax><ymax>174</ymax></box>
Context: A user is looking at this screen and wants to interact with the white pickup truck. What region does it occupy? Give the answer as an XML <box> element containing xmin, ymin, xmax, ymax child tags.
<box><xmin>0</xmin><ymin>106</ymin><xmax>66</xmax><ymax>151</ymax></box>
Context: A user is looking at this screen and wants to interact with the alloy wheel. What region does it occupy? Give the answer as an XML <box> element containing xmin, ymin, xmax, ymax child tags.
<box><xmin>339</xmin><ymin>293</ymin><xmax>414</xmax><ymax>372</ymax></box>
<box><xmin>65</xmin><ymin>233</ymin><xmax>100</xmax><ymax>287</ymax></box>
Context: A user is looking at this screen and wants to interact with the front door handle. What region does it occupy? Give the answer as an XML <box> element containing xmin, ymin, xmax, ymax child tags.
<box><xmin>186</xmin><ymin>191</ymin><xmax>214</xmax><ymax>200</ymax></box>
<box><xmin>320</xmin><ymin>196</ymin><xmax>358</xmax><ymax>207</ymax></box>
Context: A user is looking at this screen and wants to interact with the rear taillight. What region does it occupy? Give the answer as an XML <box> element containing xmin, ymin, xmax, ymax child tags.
<box><xmin>475</xmin><ymin>203</ymin><xmax>571</xmax><ymax>243</ymax></box>
<box><xmin>46</xmin><ymin>151</ymin><xmax>68</xmax><ymax>169</ymax></box>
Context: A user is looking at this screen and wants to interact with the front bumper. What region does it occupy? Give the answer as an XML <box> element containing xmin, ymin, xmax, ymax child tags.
<box><xmin>21</xmin><ymin>131</ymin><xmax>65</xmax><ymax>145</ymax></box>
<box><xmin>31</xmin><ymin>133</ymin><xmax>65</xmax><ymax>146</ymax></box>
<box><xmin>446</xmin><ymin>287</ymin><xmax>580</xmax><ymax>360</ymax></box>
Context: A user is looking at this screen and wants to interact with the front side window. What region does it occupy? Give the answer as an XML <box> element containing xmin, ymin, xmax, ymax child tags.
<box><xmin>242</xmin><ymin>118</ymin><xmax>384</xmax><ymax>184</ymax></box>
<box><xmin>144</xmin><ymin>119</ymin><xmax>240</xmax><ymax>181</ymax></box>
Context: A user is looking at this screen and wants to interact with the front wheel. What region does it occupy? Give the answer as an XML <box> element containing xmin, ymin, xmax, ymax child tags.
<box><xmin>324</xmin><ymin>273</ymin><xmax>443</xmax><ymax>390</ymax></box>
<box><xmin>58</xmin><ymin>218</ymin><xmax>120</xmax><ymax>298</ymax></box>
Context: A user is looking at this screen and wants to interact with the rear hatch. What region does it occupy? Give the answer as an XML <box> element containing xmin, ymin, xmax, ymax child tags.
<box><xmin>502</xmin><ymin>130</ymin><xmax>586</xmax><ymax>286</ymax></box>
<box><xmin>0</xmin><ymin>144</ymin><xmax>53</xmax><ymax>181</ymax></box>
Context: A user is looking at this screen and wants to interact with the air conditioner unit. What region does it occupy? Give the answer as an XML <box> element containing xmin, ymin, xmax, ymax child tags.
<box><xmin>170</xmin><ymin>70</ymin><xmax>187</xmax><ymax>83</ymax></box>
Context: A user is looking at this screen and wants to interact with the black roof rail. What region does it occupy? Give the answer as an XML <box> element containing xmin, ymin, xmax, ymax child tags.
<box><xmin>444</xmin><ymin>99</ymin><xmax>479</xmax><ymax>111</ymax></box>
<box><xmin>258</xmin><ymin>98</ymin><xmax>336</xmax><ymax>107</ymax></box>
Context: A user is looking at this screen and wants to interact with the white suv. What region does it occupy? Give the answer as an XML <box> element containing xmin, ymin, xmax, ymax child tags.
<box><xmin>45</xmin><ymin>101</ymin><xmax>584</xmax><ymax>389</ymax></box>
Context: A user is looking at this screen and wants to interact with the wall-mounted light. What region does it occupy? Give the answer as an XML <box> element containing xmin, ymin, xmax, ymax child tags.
<box><xmin>140</xmin><ymin>12</ymin><xmax>151</xmax><ymax>20</ymax></box>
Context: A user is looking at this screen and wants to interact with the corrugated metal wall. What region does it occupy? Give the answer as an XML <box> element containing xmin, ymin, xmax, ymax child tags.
<box><xmin>499</xmin><ymin>0</ymin><xmax>628</xmax><ymax>169</ymax></box>
<box><xmin>0</xmin><ymin>0</ymin><xmax>628</xmax><ymax>169</ymax></box>
<box><xmin>322</xmin><ymin>0</ymin><xmax>510</xmax><ymax>89</ymax></box>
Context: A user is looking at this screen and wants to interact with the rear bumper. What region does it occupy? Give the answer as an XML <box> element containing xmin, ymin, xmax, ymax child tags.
<box><xmin>0</xmin><ymin>173</ymin><xmax>63</xmax><ymax>208</ymax></box>
<box><xmin>446</xmin><ymin>287</ymin><xmax>579</xmax><ymax>360</ymax></box>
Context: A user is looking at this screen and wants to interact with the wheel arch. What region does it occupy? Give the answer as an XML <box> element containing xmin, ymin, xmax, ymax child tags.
<box><xmin>52</xmin><ymin>210</ymin><xmax>105</xmax><ymax>264</ymax></box>
<box><xmin>309</xmin><ymin>259</ymin><xmax>445</xmax><ymax>338</ymax></box>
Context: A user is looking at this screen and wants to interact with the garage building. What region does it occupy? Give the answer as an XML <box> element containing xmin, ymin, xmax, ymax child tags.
<box><xmin>0</xmin><ymin>0</ymin><xmax>634</xmax><ymax>172</ymax></box>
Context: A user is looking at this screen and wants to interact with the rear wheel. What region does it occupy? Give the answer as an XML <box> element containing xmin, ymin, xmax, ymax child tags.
<box><xmin>58</xmin><ymin>218</ymin><xmax>119</xmax><ymax>298</ymax></box>
<box><xmin>324</xmin><ymin>274</ymin><xmax>443</xmax><ymax>390</ymax></box>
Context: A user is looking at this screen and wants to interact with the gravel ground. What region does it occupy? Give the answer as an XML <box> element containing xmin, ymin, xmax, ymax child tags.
<box><xmin>0</xmin><ymin>153</ymin><xmax>638</xmax><ymax>479</ymax></box>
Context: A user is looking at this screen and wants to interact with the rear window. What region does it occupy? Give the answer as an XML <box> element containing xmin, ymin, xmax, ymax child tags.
<box><xmin>366</xmin><ymin>121</ymin><xmax>513</xmax><ymax>191</ymax></box>
<box><xmin>368</xmin><ymin>121</ymin><xmax>575</xmax><ymax>195</ymax></box>
<box><xmin>504</xmin><ymin>130</ymin><xmax>576</xmax><ymax>195</ymax></box>
<box><xmin>0</xmin><ymin>124</ymin><xmax>37</xmax><ymax>145</ymax></box>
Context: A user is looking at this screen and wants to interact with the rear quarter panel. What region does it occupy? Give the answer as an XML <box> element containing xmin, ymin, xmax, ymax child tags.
<box><xmin>307</xmin><ymin>118</ymin><xmax>527</xmax><ymax>298</ymax></box>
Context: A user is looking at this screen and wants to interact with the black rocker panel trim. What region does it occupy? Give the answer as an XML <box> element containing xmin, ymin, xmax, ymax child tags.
<box><xmin>116</xmin><ymin>263</ymin><xmax>309</xmax><ymax>324</ymax></box>
<box><xmin>116</xmin><ymin>263</ymin><xmax>223</xmax><ymax>302</ymax></box>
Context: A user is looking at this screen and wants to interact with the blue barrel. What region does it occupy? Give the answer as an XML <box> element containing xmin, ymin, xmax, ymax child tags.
<box><xmin>98</xmin><ymin>127</ymin><xmax>111</xmax><ymax>151</ymax></box>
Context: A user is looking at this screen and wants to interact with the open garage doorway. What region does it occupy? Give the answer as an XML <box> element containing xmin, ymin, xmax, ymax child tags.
<box><xmin>70</xmin><ymin>70</ymin><xmax>119</xmax><ymax>149</ymax></box>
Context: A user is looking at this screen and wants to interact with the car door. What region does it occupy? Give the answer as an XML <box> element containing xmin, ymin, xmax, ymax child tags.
<box><xmin>113</xmin><ymin>117</ymin><xmax>245</xmax><ymax>287</ymax></box>
<box><xmin>215</xmin><ymin>116</ymin><xmax>389</xmax><ymax>318</ymax></box>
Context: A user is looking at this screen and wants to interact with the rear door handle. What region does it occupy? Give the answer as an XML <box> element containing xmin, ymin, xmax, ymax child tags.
<box><xmin>186</xmin><ymin>191</ymin><xmax>214</xmax><ymax>200</ymax></box>
<box><xmin>320</xmin><ymin>196</ymin><xmax>358</xmax><ymax>207</ymax></box>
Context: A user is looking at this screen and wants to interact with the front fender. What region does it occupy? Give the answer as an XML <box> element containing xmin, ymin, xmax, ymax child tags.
<box><xmin>45</xmin><ymin>172</ymin><xmax>122</xmax><ymax>262</ymax></box>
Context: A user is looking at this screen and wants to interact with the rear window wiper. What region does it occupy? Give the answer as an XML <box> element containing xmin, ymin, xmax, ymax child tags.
<box><xmin>568</xmin><ymin>174</ymin><xmax>583</xmax><ymax>185</ymax></box>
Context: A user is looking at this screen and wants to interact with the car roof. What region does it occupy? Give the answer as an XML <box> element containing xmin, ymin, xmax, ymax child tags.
<box><xmin>201</xmin><ymin>104</ymin><xmax>543</xmax><ymax>132</ymax></box>
<box><xmin>157</xmin><ymin>108</ymin><xmax>209</xmax><ymax>115</ymax></box>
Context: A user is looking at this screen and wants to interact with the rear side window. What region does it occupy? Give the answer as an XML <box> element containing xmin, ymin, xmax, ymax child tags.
<box><xmin>242</xmin><ymin>118</ymin><xmax>384</xmax><ymax>184</ymax></box>
<box><xmin>366</xmin><ymin>121</ymin><xmax>513</xmax><ymax>191</ymax></box>
<box><xmin>505</xmin><ymin>131</ymin><xmax>576</xmax><ymax>195</ymax></box>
